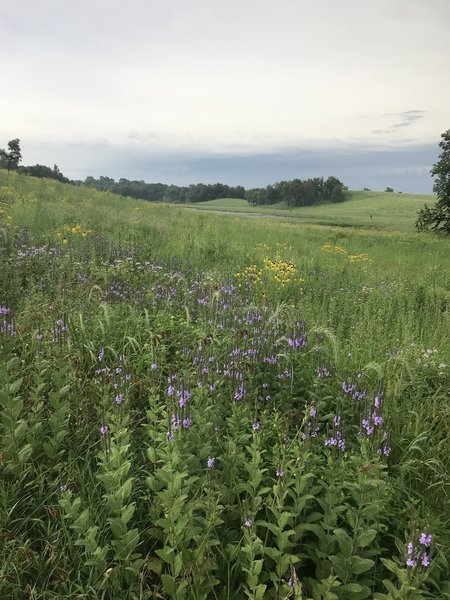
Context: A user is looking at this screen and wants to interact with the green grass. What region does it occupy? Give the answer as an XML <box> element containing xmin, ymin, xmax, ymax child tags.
<box><xmin>183</xmin><ymin>190</ymin><xmax>436</xmax><ymax>231</ymax></box>
<box><xmin>1</xmin><ymin>170</ymin><xmax>450</xmax><ymax>599</ymax></box>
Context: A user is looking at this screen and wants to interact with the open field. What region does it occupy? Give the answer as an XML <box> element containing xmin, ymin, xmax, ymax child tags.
<box><xmin>1</xmin><ymin>171</ymin><xmax>449</xmax><ymax>599</ymax></box>
<box><xmin>183</xmin><ymin>191</ymin><xmax>436</xmax><ymax>231</ymax></box>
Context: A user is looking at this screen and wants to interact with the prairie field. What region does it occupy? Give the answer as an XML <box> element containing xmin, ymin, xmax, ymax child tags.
<box><xmin>1</xmin><ymin>170</ymin><xmax>449</xmax><ymax>599</ymax></box>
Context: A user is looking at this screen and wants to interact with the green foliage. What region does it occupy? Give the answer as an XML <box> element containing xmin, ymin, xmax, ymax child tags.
<box><xmin>0</xmin><ymin>171</ymin><xmax>449</xmax><ymax>598</ymax></box>
<box><xmin>416</xmin><ymin>129</ymin><xmax>450</xmax><ymax>234</ymax></box>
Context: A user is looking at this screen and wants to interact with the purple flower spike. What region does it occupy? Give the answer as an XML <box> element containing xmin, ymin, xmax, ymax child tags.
<box><xmin>419</xmin><ymin>532</ymin><xmax>432</xmax><ymax>547</ymax></box>
<box><xmin>207</xmin><ymin>456</ymin><xmax>215</xmax><ymax>468</ymax></box>
<box><xmin>100</xmin><ymin>425</ymin><xmax>109</xmax><ymax>436</ymax></box>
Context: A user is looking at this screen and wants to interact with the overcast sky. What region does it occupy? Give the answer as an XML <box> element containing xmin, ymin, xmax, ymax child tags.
<box><xmin>1</xmin><ymin>0</ymin><xmax>449</xmax><ymax>192</ymax></box>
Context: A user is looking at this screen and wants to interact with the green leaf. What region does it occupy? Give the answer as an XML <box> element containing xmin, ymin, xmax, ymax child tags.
<box><xmin>161</xmin><ymin>574</ymin><xmax>176</xmax><ymax>595</ymax></box>
<box><xmin>9</xmin><ymin>377</ymin><xmax>23</xmax><ymax>395</ymax></box>
<box><xmin>156</xmin><ymin>547</ymin><xmax>174</xmax><ymax>564</ymax></box>
<box><xmin>334</xmin><ymin>528</ymin><xmax>352</xmax><ymax>556</ymax></box>
<box><xmin>356</xmin><ymin>529</ymin><xmax>377</xmax><ymax>548</ymax></box>
<box><xmin>351</xmin><ymin>557</ymin><xmax>374</xmax><ymax>575</ymax></box>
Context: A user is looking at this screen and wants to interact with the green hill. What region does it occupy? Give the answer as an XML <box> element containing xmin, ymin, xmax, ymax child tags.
<box><xmin>184</xmin><ymin>190</ymin><xmax>436</xmax><ymax>231</ymax></box>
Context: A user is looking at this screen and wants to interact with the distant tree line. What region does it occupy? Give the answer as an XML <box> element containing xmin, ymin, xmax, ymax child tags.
<box><xmin>246</xmin><ymin>176</ymin><xmax>347</xmax><ymax>206</ymax></box>
<box><xmin>82</xmin><ymin>176</ymin><xmax>246</xmax><ymax>203</ymax></box>
<box><xmin>18</xmin><ymin>163</ymin><xmax>70</xmax><ymax>183</ymax></box>
<box><xmin>1</xmin><ymin>137</ymin><xmax>348</xmax><ymax>207</ymax></box>
<box><xmin>81</xmin><ymin>175</ymin><xmax>347</xmax><ymax>206</ymax></box>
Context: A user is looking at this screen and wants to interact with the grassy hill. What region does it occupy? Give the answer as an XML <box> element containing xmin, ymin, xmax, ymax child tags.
<box><xmin>184</xmin><ymin>190</ymin><xmax>436</xmax><ymax>231</ymax></box>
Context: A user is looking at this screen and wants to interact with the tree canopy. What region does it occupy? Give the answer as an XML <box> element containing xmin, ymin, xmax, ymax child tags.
<box><xmin>0</xmin><ymin>138</ymin><xmax>22</xmax><ymax>171</ymax></box>
<box><xmin>416</xmin><ymin>129</ymin><xmax>450</xmax><ymax>234</ymax></box>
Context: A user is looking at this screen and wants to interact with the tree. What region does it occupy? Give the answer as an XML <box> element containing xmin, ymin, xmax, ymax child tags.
<box><xmin>0</xmin><ymin>138</ymin><xmax>22</xmax><ymax>171</ymax></box>
<box><xmin>416</xmin><ymin>129</ymin><xmax>450</xmax><ymax>234</ymax></box>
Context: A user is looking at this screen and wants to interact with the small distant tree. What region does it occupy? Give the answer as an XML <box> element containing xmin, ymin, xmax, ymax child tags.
<box><xmin>0</xmin><ymin>138</ymin><xmax>22</xmax><ymax>171</ymax></box>
<box><xmin>416</xmin><ymin>129</ymin><xmax>450</xmax><ymax>234</ymax></box>
<box><xmin>385</xmin><ymin>187</ymin><xmax>394</xmax><ymax>193</ymax></box>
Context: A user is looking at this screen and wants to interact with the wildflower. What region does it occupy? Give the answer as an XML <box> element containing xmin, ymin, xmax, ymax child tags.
<box><xmin>406</xmin><ymin>557</ymin><xmax>417</xmax><ymax>568</ymax></box>
<box><xmin>244</xmin><ymin>518</ymin><xmax>252</xmax><ymax>527</ymax></box>
<box><xmin>115</xmin><ymin>393</ymin><xmax>123</xmax><ymax>405</ymax></box>
<box><xmin>167</xmin><ymin>431</ymin><xmax>174</xmax><ymax>442</ymax></box>
<box><xmin>182</xmin><ymin>418</ymin><xmax>192</xmax><ymax>429</ymax></box>
<box><xmin>421</xmin><ymin>553</ymin><xmax>431</xmax><ymax>567</ymax></box>
<box><xmin>207</xmin><ymin>456</ymin><xmax>215</xmax><ymax>468</ymax></box>
<box><xmin>419</xmin><ymin>532</ymin><xmax>432</xmax><ymax>547</ymax></box>
<box><xmin>100</xmin><ymin>425</ymin><xmax>109</xmax><ymax>435</ymax></box>
<box><xmin>178</xmin><ymin>389</ymin><xmax>192</xmax><ymax>407</ymax></box>
<box><xmin>252</xmin><ymin>421</ymin><xmax>261</xmax><ymax>431</ymax></box>
<box><xmin>325</xmin><ymin>437</ymin><xmax>337</xmax><ymax>447</ymax></box>
<box><xmin>275</xmin><ymin>468</ymin><xmax>284</xmax><ymax>478</ymax></box>
<box><xmin>309</xmin><ymin>405</ymin><xmax>317</xmax><ymax>418</ymax></box>
<box><xmin>59</xmin><ymin>484</ymin><xmax>68</xmax><ymax>493</ymax></box>
<box><xmin>150</xmin><ymin>363</ymin><xmax>158</xmax><ymax>370</ymax></box>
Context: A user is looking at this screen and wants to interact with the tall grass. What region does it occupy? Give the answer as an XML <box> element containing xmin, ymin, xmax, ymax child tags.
<box><xmin>1</xmin><ymin>170</ymin><xmax>449</xmax><ymax>599</ymax></box>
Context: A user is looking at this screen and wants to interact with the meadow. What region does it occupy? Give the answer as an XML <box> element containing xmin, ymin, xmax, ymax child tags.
<box><xmin>1</xmin><ymin>170</ymin><xmax>449</xmax><ymax>599</ymax></box>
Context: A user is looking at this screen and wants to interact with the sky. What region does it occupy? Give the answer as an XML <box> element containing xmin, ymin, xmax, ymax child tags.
<box><xmin>1</xmin><ymin>0</ymin><xmax>449</xmax><ymax>193</ymax></box>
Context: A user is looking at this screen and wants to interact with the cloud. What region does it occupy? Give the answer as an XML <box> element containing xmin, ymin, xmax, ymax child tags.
<box><xmin>21</xmin><ymin>138</ymin><xmax>437</xmax><ymax>194</ymax></box>
<box><xmin>392</xmin><ymin>110</ymin><xmax>427</xmax><ymax>129</ymax></box>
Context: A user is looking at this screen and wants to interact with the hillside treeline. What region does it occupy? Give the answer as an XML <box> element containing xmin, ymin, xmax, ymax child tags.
<box><xmin>82</xmin><ymin>176</ymin><xmax>246</xmax><ymax>203</ymax></box>
<box><xmin>246</xmin><ymin>176</ymin><xmax>346</xmax><ymax>206</ymax></box>
<box><xmin>82</xmin><ymin>174</ymin><xmax>347</xmax><ymax>205</ymax></box>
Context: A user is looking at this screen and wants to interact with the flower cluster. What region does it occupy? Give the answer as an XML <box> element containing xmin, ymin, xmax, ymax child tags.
<box><xmin>325</xmin><ymin>414</ymin><xmax>346</xmax><ymax>452</ymax></box>
<box><xmin>56</xmin><ymin>223</ymin><xmax>92</xmax><ymax>244</ymax></box>
<box><xmin>263</xmin><ymin>255</ymin><xmax>297</xmax><ymax>286</ymax></box>
<box><xmin>406</xmin><ymin>531</ymin><xmax>432</xmax><ymax>569</ymax></box>
<box><xmin>0</xmin><ymin>306</ymin><xmax>16</xmax><ymax>336</ymax></box>
<box><xmin>235</xmin><ymin>264</ymin><xmax>263</xmax><ymax>286</ymax></box>
<box><xmin>347</xmin><ymin>253</ymin><xmax>372</xmax><ymax>263</ymax></box>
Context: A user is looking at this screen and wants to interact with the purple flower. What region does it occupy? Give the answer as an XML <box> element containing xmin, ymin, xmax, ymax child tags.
<box><xmin>182</xmin><ymin>418</ymin><xmax>192</xmax><ymax>429</ymax></box>
<box><xmin>207</xmin><ymin>456</ymin><xmax>215</xmax><ymax>468</ymax></box>
<box><xmin>275</xmin><ymin>468</ymin><xmax>284</xmax><ymax>478</ymax></box>
<box><xmin>309</xmin><ymin>405</ymin><xmax>317</xmax><ymax>418</ymax></box>
<box><xmin>421</xmin><ymin>553</ymin><xmax>431</xmax><ymax>567</ymax></box>
<box><xmin>419</xmin><ymin>532</ymin><xmax>432</xmax><ymax>547</ymax></box>
<box><xmin>244</xmin><ymin>518</ymin><xmax>252</xmax><ymax>528</ymax></box>
<box><xmin>406</xmin><ymin>557</ymin><xmax>416</xmax><ymax>568</ymax></box>
<box><xmin>167</xmin><ymin>430</ymin><xmax>174</xmax><ymax>442</ymax></box>
<box><xmin>177</xmin><ymin>389</ymin><xmax>192</xmax><ymax>407</ymax></box>
<box><xmin>252</xmin><ymin>421</ymin><xmax>261</xmax><ymax>431</ymax></box>
<box><xmin>115</xmin><ymin>393</ymin><xmax>123</xmax><ymax>405</ymax></box>
<box><xmin>167</xmin><ymin>385</ymin><xmax>175</xmax><ymax>396</ymax></box>
<box><xmin>100</xmin><ymin>425</ymin><xmax>109</xmax><ymax>435</ymax></box>
<box><xmin>150</xmin><ymin>363</ymin><xmax>158</xmax><ymax>370</ymax></box>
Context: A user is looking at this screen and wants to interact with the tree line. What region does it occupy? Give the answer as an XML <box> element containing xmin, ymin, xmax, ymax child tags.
<box><xmin>1</xmin><ymin>138</ymin><xmax>348</xmax><ymax>207</ymax></box>
<box><xmin>246</xmin><ymin>176</ymin><xmax>346</xmax><ymax>207</ymax></box>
